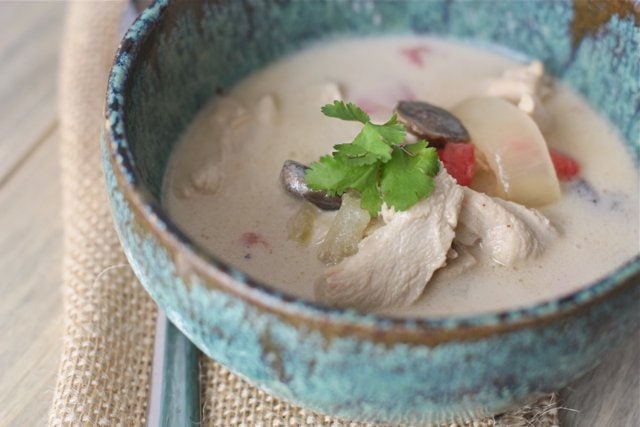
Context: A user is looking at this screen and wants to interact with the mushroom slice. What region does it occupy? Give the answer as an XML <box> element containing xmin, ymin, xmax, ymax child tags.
<box><xmin>280</xmin><ymin>160</ymin><xmax>342</xmax><ymax>210</ymax></box>
<box><xmin>395</xmin><ymin>100</ymin><xmax>470</xmax><ymax>147</ymax></box>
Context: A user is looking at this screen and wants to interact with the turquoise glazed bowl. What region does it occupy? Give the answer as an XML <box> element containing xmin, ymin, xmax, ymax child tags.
<box><xmin>104</xmin><ymin>0</ymin><xmax>639</xmax><ymax>424</ymax></box>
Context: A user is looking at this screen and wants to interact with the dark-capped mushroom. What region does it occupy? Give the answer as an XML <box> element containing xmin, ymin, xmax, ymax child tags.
<box><xmin>396</xmin><ymin>100</ymin><xmax>470</xmax><ymax>147</ymax></box>
<box><xmin>280</xmin><ymin>160</ymin><xmax>342</xmax><ymax>210</ymax></box>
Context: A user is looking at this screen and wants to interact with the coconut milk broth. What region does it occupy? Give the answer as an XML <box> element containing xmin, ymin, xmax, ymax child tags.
<box><xmin>162</xmin><ymin>36</ymin><xmax>639</xmax><ymax>317</ymax></box>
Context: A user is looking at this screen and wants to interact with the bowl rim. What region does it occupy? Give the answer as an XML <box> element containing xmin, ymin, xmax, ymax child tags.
<box><xmin>104</xmin><ymin>0</ymin><xmax>640</xmax><ymax>344</ymax></box>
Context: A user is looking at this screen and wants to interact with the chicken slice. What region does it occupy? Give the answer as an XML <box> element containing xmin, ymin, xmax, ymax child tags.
<box><xmin>485</xmin><ymin>60</ymin><xmax>554</xmax><ymax>133</ymax></box>
<box><xmin>316</xmin><ymin>170</ymin><xmax>464</xmax><ymax>311</ymax></box>
<box><xmin>456</xmin><ymin>187</ymin><xmax>558</xmax><ymax>266</ymax></box>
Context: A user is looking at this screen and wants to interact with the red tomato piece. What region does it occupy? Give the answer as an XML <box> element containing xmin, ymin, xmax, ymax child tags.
<box><xmin>437</xmin><ymin>142</ymin><xmax>475</xmax><ymax>186</ymax></box>
<box><xmin>549</xmin><ymin>149</ymin><xmax>580</xmax><ymax>181</ymax></box>
<box><xmin>400</xmin><ymin>45</ymin><xmax>431</xmax><ymax>68</ymax></box>
<box><xmin>240</xmin><ymin>232</ymin><xmax>272</xmax><ymax>252</ymax></box>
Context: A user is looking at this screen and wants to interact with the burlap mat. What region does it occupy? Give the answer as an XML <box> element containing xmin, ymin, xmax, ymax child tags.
<box><xmin>49</xmin><ymin>2</ymin><xmax>559</xmax><ymax>426</ymax></box>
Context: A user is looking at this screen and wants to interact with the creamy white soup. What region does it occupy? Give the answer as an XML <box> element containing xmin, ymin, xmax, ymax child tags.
<box><xmin>162</xmin><ymin>36</ymin><xmax>639</xmax><ymax>317</ymax></box>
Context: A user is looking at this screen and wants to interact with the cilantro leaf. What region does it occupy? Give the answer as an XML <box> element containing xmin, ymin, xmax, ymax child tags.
<box><xmin>305</xmin><ymin>102</ymin><xmax>440</xmax><ymax>217</ymax></box>
<box><xmin>351</xmin><ymin>123</ymin><xmax>393</xmax><ymax>161</ymax></box>
<box><xmin>333</xmin><ymin>143</ymin><xmax>380</xmax><ymax>166</ymax></box>
<box><xmin>372</xmin><ymin>114</ymin><xmax>406</xmax><ymax>146</ymax></box>
<box><xmin>339</xmin><ymin>162</ymin><xmax>379</xmax><ymax>196</ymax></box>
<box><xmin>380</xmin><ymin>144</ymin><xmax>437</xmax><ymax>211</ymax></box>
<box><xmin>405</xmin><ymin>140</ymin><xmax>440</xmax><ymax>176</ymax></box>
<box><xmin>306</xmin><ymin>155</ymin><xmax>380</xmax><ymax>197</ymax></box>
<box><xmin>305</xmin><ymin>155</ymin><xmax>351</xmax><ymax>195</ymax></box>
<box><xmin>321</xmin><ymin>100</ymin><xmax>370</xmax><ymax>124</ymax></box>
<box><xmin>359</xmin><ymin>177</ymin><xmax>383</xmax><ymax>217</ymax></box>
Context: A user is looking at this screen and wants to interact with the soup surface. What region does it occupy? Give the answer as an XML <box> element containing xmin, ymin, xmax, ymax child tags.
<box><xmin>163</xmin><ymin>36</ymin><xmax>639</xmax><ymax>317</ymax></box>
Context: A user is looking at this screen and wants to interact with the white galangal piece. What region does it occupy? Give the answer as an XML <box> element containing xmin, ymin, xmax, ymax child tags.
<box><xmin>457</xmin><ymin>186</ymin><xmax>558</xmax><ymax>267</ymax></box>
<box><xmin>452</xmin><ymin>97</ymin><xmax>561</xmax><ymax>207</ymax></box>
<box><xmin>317</xmin><ymin>170</ymin><xmax>464</xmax><ymax>311</ymax></box>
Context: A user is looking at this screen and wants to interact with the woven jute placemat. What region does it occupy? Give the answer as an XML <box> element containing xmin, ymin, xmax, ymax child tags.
<box><xmin>49</xmin><ymin>2</ymin><xmax>558</xmax><ymax>426</ymax></box>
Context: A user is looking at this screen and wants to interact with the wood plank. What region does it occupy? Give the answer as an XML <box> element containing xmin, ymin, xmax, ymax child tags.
<box><xmin>0</xmin><ymin>3</ymin><xmax>66</xmax><ymax>425</ymax></box>
<box><xmin>0</xmin><ymin>2</ymin><xmax>65</xmax><ymax>184</ymax></box>
<box><xmin>0</xmin><ymin>131</ymin><xmax>63</xmax><ymax>427</ymax></box>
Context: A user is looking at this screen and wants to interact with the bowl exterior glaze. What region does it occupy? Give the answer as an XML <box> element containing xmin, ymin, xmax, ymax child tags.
<box><xmin>104</xmin><ymin>0</ymin><xmax>640</xmax><ymax>424</ymax></box>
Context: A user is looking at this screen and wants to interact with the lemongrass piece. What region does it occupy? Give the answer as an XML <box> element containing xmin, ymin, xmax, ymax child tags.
<box><xmin>318</xmin><ymin>192</ymin><xmax>370</xmax><ymax>265</ymax></box>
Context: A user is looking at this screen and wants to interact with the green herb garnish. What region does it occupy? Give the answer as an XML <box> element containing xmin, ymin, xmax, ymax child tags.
<box><xmin>305</xmin><ymin>101</ymin><xmax>440</xmax><ymax>217</ymax></box>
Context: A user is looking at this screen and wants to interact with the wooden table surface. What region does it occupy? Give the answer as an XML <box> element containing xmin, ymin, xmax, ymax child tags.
<box><xmin>0</xmin><ymin>2</ymin><xmax>65</xmax><ymax>426</ymax></box>
<box><xmin>0</xmin><ymin>3</ymin><xmax>637</xmax><ymax>427</ymax></box>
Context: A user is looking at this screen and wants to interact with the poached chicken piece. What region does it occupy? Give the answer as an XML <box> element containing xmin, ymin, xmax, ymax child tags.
<box><xmin>456</xmin><ymin>187</ymin><xmax>558</xmax><ymax>267</ymax></box>
<box><xmin>319</xmin><ymin>170</ymin><xmax>463</xmax><ymax>310</ymax></box>
<box><xmin>317</xmin><ymin>170</ymin><xmax>558</xmax><ymax>311</ymax></box>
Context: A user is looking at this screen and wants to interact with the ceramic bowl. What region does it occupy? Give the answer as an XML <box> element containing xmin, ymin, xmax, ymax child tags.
<box><xmin>104</xmin><ymin>0</ymin><xmax>639</xmax><ymax>424</ymax></box>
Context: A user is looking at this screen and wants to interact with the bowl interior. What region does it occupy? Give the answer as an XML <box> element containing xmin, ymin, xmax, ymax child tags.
<box><xmin>118</xmin><ymin>0</ymin><xmax>639</xmax><ymax>317</ymax></box>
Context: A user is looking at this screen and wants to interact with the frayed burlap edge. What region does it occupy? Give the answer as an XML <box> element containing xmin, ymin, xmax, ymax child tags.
<box><xmin>50</xmin><ymin>3</ymin><xmax>559</xmax><ymax>426</ymax></box>
<box><xmin>200</xmin><ymin>357</ymin><xmax>559</xmax><ymax>427</ymax></box>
